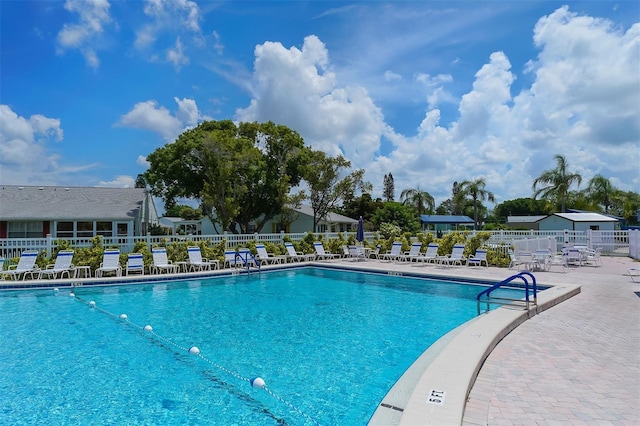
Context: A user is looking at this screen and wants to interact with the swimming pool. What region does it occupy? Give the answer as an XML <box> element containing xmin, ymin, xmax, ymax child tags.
<box><xmin>0</xmin><ymin>267</ymin><xmax>526</xmax><ymax>425</ymax></box>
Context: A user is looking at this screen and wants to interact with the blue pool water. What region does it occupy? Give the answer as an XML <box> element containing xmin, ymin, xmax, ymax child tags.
<box><xmin>0</xmin><ymin>267</ymin><xmax>524</xmax><ymax>425</ymax></box>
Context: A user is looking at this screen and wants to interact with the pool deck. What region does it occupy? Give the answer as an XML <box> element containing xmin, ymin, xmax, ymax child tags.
<box><xmin>2</xmin><ymin>256</ymin><xmax>639</xmax><ymax>425</ymax></box>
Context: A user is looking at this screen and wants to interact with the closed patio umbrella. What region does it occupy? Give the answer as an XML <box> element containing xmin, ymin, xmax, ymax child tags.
<box><xmin>356</xmin><ymin>216</ymin><xmax>364</xmax><ymax>243</ymax></box>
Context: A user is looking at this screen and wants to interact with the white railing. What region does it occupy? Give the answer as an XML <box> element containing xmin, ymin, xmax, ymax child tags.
<box><xmin>0</xmin><ymin>231</ymin><xmax>377</xmax><ymax>259</ymax></box>
<box><xmin>0</xmin><ymin>230</ymin><xmax>631</xmax><ymax>259</ymax></box>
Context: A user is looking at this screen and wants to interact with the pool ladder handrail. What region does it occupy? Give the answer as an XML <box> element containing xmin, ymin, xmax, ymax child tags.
<box><xmin>235</xmin><ymin>249</ymin><xmax>261</xmax><ymax>273</ymax></box>
<box><xmin>476</xmin><ymin>271</ymin><xmax>537</xmax><ymax>314</ymax></box>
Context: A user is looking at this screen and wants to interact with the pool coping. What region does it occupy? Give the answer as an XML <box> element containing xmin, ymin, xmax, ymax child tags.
<box><xmin>0</xmin><ymin>260</ymin><xmax>580</xmax><ymax>425</ymax></box>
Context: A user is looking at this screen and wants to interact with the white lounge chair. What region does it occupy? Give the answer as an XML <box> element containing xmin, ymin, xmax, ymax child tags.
<box><xmin>467</xmin><ymin>249</ymin><xmax>488</xmax><ymax>268</ymax></box>
<box><xmin>39</xmin><ymin>250</ymin><xmax>75</xmax><ymax>279</ymax></box>
<box><xmin>96</xmin><ymin>249</ymin><xmax>123</xmax><ymax>277</ymax></box>
<box><xmin>126</xmin><ymin>253</ymin><xmax>145</xmax><ymax>276</ymax></box>
<box><xmin>380</xmin><ymin>242</ymin><xmax>403</xmax><ymax>262</ymax></box>
<box><xmin>187</xmin><ymin>246</ymin><xmax>219</xmax><ymax>271</ymax></box>
<box><xmin>399</xmin><ymin>243</ymin><xmax>422</xmax><ymax>263</ymax></box>
<box><xmin>313</xmin><ymin>242</ymin><xmax>340</xmax><ymax>261</ymax></box>
<box><xmin>369</xmin><ymin>245</ymin><xmax>381</xmax><ymax>260</ymax></box>
<box><xmin>2</xmin><ymin>250</ymin><xmax>39</xmax><ymax>280</ymax></box>
<box><xmin>440</xmin><ymin>244</ymin><xmax>468</xmax><ymax>267</ymax></box>
<box><xmin>224</xmin><ymin>250</ymin><xmax>240</xmax><ymax>268</ymax></box>
<box><xmin>583</xmin><ymin>247</ymin><xmax>602</xmax><ymax>266</ymax></box>
<box><xmin>255</xmin><ymin>244</ymin><xmax>286</xmax><ymax>264</ymax></box>
<box><xmin>416</xmin><ymin>243</ymin><xmax>441</xmax><ymax>265</ymax></box>
<box><xmin>284</xmin><ymin>242</ymin><xmax>314</xmax><ymax>262</ymax></box>
<box><xmin>565</xmin><ymin>247</ymin><xmax>583</xmax><ymax>266</ymax></box>
<box><xmin>151</xmin><ymin>248</ymin><xmax>178</xmax><ymax>274</ymax></box>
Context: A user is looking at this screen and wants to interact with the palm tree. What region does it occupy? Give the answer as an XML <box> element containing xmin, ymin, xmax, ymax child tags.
<box><xmin>458</xmin><ymin>178</ymin><xmax>495</xmax><ymax>230</ymax></box>
<box><xmin>532</xmin><ymin>154</ymin><xmax>582</xmax><ymax>213</ymax></box>
<box><xmin>586</xmin><ymin>174</ymin><xmax>614</xmax><ymax>213</ymax></box>
<box><xmin>400</xmin><ymin>186</ymin><xmax>435</xmax><ymax>217</ymax></box>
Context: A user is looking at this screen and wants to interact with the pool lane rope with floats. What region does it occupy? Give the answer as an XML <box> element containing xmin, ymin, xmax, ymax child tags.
<box><xmin>65</xmin><ymin>288</ymin><xmax>321</xmax><ymax>426</ymax></box>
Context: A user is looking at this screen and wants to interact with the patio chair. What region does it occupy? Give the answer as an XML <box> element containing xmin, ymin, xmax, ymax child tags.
<box><xmin>125</xmin><ymin>253</ymin><xmax>145</xmax><ymax>276</ymax></box>
<box><xmin>546</xmin><ymin>252</ymin><xmax>568</xmax><ymax>273</ymax></box>
<box><xmin>151</xmin><ymin>248</ymin><xmax>179</xmax><ymax>274</ymax></box>
<box><xmin>187</xmin><ymin>246</ymin><xmax>219</xmax><ymax>271</ymax></box>
<box><xmin>2</xmin><ymin>250</ymin><xmax>39</xmax><ymax>280</ymax></box>
<box><xmin>467</xmin><ymin>249</ymin><xmax>488</xmax><ymax>268</ymax></box>
<box><xmin>369</xmin><ymin>245</ymin><xmax>381</xmax><ymax>260</ymax></box>
<box><xmin>515</xmin><ymin>251</ymin><xmax>536</xmax><ymax>271</ymax></box>
<box><xmin>255</xmin><ymin>244</ymin><xmax>286</xmax><ymax>264</ymax></box>
<box><xmin>380</xmin><ymin>242</ymin><xmax>403</xmax><ymax>262</ymax></box>
<box><xmin>565</xmin><ymin>247</ymin><xmax>583</xmax><ymax>266</ymax></box>
<box><xmin>347</xmin><ymin>245</ymin><xmax>366</xmax><ymax>261</ymax></box>
<box><xmin>96</xmin><ymin>249</ymin><xmax>123</xmax><ymax>277</ymax></box>
<box><xmin>38</xmin><ymin>250</ymin><xmax>75</xmax><ymax>279</ymax></box>
<box><xmin>440</xmin><ymin>244</ymin><xmax>468</xmax><ymax>267</ymax></box>
<box><xmin>284</xmin><ymin>242</ymin><xmax>314</xmax><ymax>262</ymax></box>
<box><xmin>313</xmin><ymin>241</ymin><xmax>340</xmax><ymax>261</ymax></box>
<box><xmin>398</xmin><ymin>243</ymin><xmax>422</xmax><ymax>263</ymax></box>
<box><xmin>583</xmin><ymin>247</ymin><xmax>602</xmax><ymax>267</ymax></box>
<box><xmin>224</xmin><ymin>250</ymin><xmax>240</xmax><ymax>268</ymax></box>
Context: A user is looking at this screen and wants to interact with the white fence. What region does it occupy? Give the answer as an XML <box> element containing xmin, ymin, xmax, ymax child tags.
<box><xmin>630</xmin><ymin>230</ymin><xmax>640</xmax><ymax>260</ymax></box>
<box><xmin>0</xmin><ymin>229</ymin><xmax>631</xmax><ymax>259</ymax></box>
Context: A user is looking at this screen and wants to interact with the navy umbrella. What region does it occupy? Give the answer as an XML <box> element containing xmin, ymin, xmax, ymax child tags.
<box><xmin>356</xmin><ymin>216</ymin><xmax>365</xmax><ymax>242</ymax></box>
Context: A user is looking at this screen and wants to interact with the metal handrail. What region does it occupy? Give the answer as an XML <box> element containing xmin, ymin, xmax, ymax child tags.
<box><xmin>235</xmin><ymin>250</ymin><xmax>261</xmax><ymax>273</ymax></box>
<box><xmin>477</xmin><ymin>271</ymin><xmax>537</xmax><ymax>314</ymax></box>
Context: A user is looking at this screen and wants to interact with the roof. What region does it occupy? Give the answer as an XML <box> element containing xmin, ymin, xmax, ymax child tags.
<box><xmin>295</xmin><ymin>204</ymin><xmax>358</xmax><ymax>223</ymax></box>
<box><xmin>507</xmin><ymin>215</ymin><xmax>547</xmax><ymax>223</ymax></box>
<box><xmin>0</xmin><ymin>185</ymin><xmax>151</xmax><ymax>221</ymax></box>
<box><xmin>541</xmin><ymin>213</ymin><xmax>618</xmax><ymax>223</ymax></box>
<box><xmin>566</xmin><ymin>209</ymin><xmax>624</xmax><ymax>220</ymax></box>
<box><xmin>420</xmin><ymin>215</ymin><xmax>474</xmax><ymax>224</ymax></box>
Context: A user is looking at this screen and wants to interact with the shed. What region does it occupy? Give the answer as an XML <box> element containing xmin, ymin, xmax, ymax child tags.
<box><xmin>507</xmin><ymin>215</ymin><xmax>547</xmax><ymax>230</ymax></box>
<box><xmin>537</xmin><ymin>213</ymin><xmax>618</xmax><ymax>232</ymax></box>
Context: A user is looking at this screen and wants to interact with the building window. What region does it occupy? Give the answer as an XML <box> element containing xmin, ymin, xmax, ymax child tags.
<box><xmin>317</xmin><ymin>224</ymin><xmax>328</xmax><ymax>233</ymax></box>
<box><xmin>96</xmin><ymin>222</ymin><xmax>113</xmax><ymax>237</ymax></box>
<box><xmin>7</xmin><ymin>221</ymin><xmax>43</xmax><ymax>238</ymax></box>
<box><xmin>56</xmin><ymin>222</ymin><xmax>73</xmax><ymax>238</ymax></box>
<box><xmin>77</xmin><ymin>221</ymin><xmax>93</xmax><ymax>238</ymax></box>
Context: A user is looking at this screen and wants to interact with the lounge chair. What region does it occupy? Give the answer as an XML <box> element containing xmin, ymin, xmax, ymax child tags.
<box><xmin>440</xmin><ymin>244</ymin><xmax>468</xmax><ymax>267</ymax></box>
<box><xmin>151</xmin><ymin>248</ymin><xmax>179</xmax><ymax>274</ymax></box>
<box><xmin>2</xmin><ymin>250</ymin><xmax>39</xmax><ymax>280</ymax></box>
<box><xmin>369</xmin><ymin>245</ymin><xmax>381</xmax><ymax>260</ymax></box>
<box><xmin>255</xmin><ymin>244</ymin><xmax>286</xmax><ymax>264</ymax></box>
<box><xmin>467</xmin><ymin>249</ymin><xmax>488</xmax><ymax>268</ymax></box>
<box><xmin>237</xmin><ymin>248</ymin><xmax>259</xmax><ymax>268</ymax></box>
<box><xmin>313</xmin><ymin>242</ymin><xmax>340</xmax><ymax>261</ymax></box>
<box><xmin>125</xmin><ymin>253</ymin><xmax>145</xmax><ymax>276</ymax></box>
<box><xmin>96</xmin><ymin>249</ymin><xmax>123</xmax><ymax>277</ymax></box>
<box><xmin>399</xmin><ymin>243</ymin><xmax>422</xmax><ymax>263</ymax></box>
<box><xmin>224</xmin><ymin>250</ymin><xmax>240</xmax><ymax>268</ymax></box>
<box><xmin>0</xmin><ymin>257</ymin><xmax>4</xmax><ymax>279</ymax></box>
<box><xmin>380</xmin><ymin>242</ymin><xmax>403</xmax><ymax>262</ymax></box>
<box><xmin>284</xmin><ymin>242</ymin><xmax>314</xmax><ymax>262</ymax></box>
<box><xmin>416</xmin><ymin>243</ymin><xmax>440</xmax><ymax>265</ymax></box>
<box><xmin>39</xmin><ymin>250</ymin><xmax>75</xmax><ymax>279</ymax></box>
<box><xmin>187</xmin><ymin>246</ymin><xmax>219</xmax><ymax>271</ymax></box>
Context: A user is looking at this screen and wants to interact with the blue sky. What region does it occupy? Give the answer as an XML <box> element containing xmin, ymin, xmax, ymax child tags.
<box><xmin>1</xmin><ymin>1</ymin><xmax>639</xmax><ymax>211</ymax></box>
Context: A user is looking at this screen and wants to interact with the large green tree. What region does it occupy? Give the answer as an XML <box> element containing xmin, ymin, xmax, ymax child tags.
<box><xmin>493</xmin><ymin>198</ymin><xmax>554</xmax><ymax>223</ymax></box>
<box><xmin>532</xmin><ymin>154</ymin><xmax>582</xmax><ymax>213</ymax></box>
<box><xmin>400</xmin><ymin>186</ymin><xmax>435</xmax><ymax>217</ymax></box>
<box><xmin>143</xmin><ymin>120</ymin><xmax>307</xmax><ymax>233</ymax></box>
<box><xmin>303</xmin><ymin>151</ymin><xmax>372</xmax><ymax>231</ymax></box>
<box><xmin>457</xmin><ymin>178</ymin><xmax>495</xmax><ymax>230</ymax></box>
<box><xmin>586</xmin><ymin>174</ymin><xmax>615</xmax><ymax>213</ymax></box>
<box><xmin>371</xmin><ymin>201</ymin><xmax>421</xmax><ymax>233</ymax></box>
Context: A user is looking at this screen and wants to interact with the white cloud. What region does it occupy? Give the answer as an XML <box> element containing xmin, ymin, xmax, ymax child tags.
<box><xmin>236</xmin><ymin>35</ymin><xmax>388</xmax><ymax>166</ymax></box>
<box><xmin>117</xmin><ymin>97</ymin><xmax>203</xmax><ymax>142</ymax></box>
<box><xmin>166</xmin><ymin>37</ymin><xmax>189</xmax><ymax>69</ymax></box>
<box><xmin>233</xmin><ymin>6</ymin><xmax>639</xmax><ymax>206</ymax></box>
<box><xmin>384</xmin><ymin>71</ymin><xmax>402</xmax><ymax>82</ymax></box>
<box><xmin>99</xmin><ymin>175</ymin><xmax>136</xmax><ymax>188</ymax></box>
<box><xmin>0</xmin><ymin>105</ymin><xmax>98</xmax><ymax>185</ymax></box>
<box><xmin>137</xmin><ymin>155</ymin><xmax>150</xmax><ymax>167</ymax></box>
<box><xmin>56</xmin><ymin>0</ymin><xmax>112</xmax><ymax>68</ymax></box>
<box><xmin>135</xmin><ymin>0</ymin><xmax>203</xmax><ymax>54</ymax></box>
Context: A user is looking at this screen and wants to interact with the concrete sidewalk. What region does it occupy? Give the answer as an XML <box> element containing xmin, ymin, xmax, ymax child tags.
<box><xmin>462</xmin><ymin>256</ymin><xmax>640</xmax><ymax>425</ymax></box>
